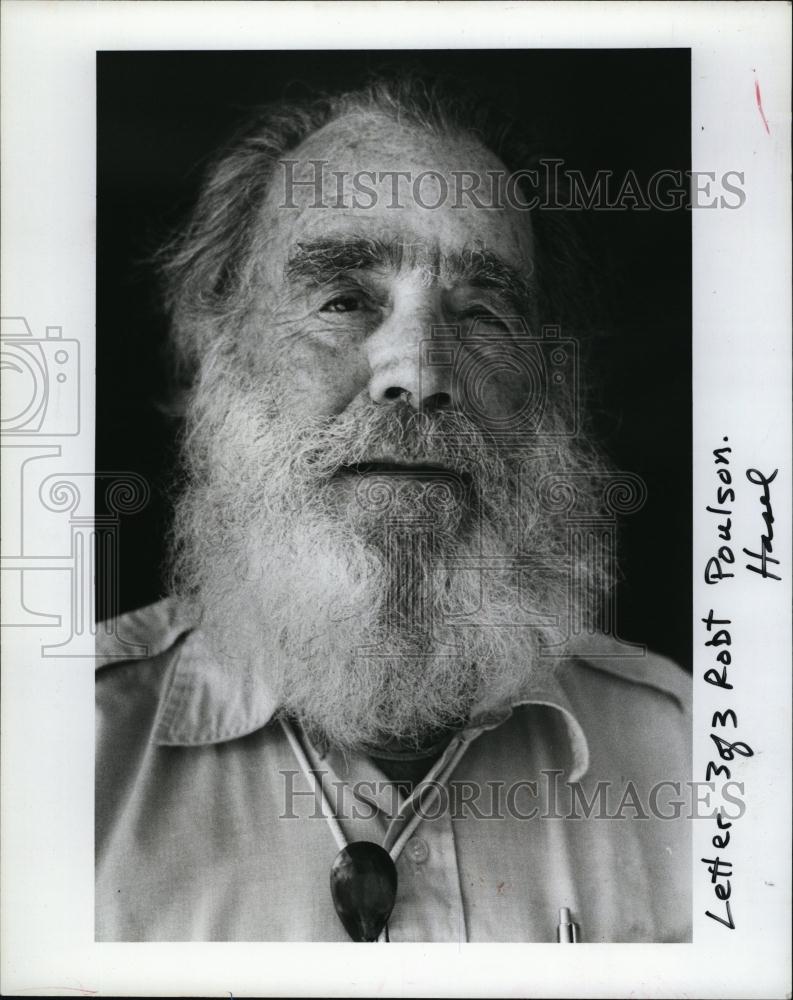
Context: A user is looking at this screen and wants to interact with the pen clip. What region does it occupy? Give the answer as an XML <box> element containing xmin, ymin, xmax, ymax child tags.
<box><xmin>556</xmin><ymin>906</ymin><xmax>579</xmax><ymax>943</ymax></box>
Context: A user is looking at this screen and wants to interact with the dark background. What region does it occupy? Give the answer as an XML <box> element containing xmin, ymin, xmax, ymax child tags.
<box><xmin>97</xmin><ymin>49</ymin><xmax>691</xmax><ymax>668</ymax></box>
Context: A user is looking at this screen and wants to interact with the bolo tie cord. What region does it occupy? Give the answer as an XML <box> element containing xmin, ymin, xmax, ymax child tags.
<box><xmin>279</xmin><ymin>716</ymin><xmax>474</xmax><ymax>940</ymax></box>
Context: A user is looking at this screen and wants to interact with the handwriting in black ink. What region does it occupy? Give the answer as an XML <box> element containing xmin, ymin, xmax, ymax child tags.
<box><xmin>705</xmin><ymin>438</ymin><xmax>735</xmax><ymax>584</ymax></box>
<box><xmin>743</xmin><ymin>467</ymin><xmax>781</xmax><ymax>581</ymax></box>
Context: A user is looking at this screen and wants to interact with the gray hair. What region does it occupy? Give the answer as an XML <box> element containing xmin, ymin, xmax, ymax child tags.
<box><xmin>159</xmin><ymin>75</ymin><xmax>595</xmax><ymax>388</ymax></box>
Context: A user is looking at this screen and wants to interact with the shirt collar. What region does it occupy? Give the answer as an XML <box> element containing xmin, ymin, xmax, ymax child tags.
<box><xmin>152</xmin><ymin>624</ymin><xmax>590</xmax><ymax>781</ymax></box>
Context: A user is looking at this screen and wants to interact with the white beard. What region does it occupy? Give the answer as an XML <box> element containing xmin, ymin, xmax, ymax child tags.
<box><xmin>170</xmin><ymin>362</ymin><xmax>609</xmax><ymax>752</ymax></box>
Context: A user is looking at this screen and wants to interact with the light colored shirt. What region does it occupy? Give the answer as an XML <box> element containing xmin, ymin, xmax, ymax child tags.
<box><xmin>95</xmin><ymin>598</ymin><xmax>692</xmax><ymax>942</ymax></box>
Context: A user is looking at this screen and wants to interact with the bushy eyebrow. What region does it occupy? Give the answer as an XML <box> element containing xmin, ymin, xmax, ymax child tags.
<box><xmin>285</xmin><ymin>236</ymin><xmax>401</xmax><ymax>283</ymax></box>
<box><xmin>447</xmin><ymin>246</ymin><xmax>533</xmax><ymax>307</ymax></box>
<box><xmin>284</xmin><ymin>236</ymin><xmax>534</xmax><ymax>311</ymax></box>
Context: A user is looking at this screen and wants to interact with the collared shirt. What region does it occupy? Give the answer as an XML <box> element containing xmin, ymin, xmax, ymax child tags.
<box><xmin>95</xmin><ymin>598</ymin><xmax>692</xmax><ymax>942</ymax></box>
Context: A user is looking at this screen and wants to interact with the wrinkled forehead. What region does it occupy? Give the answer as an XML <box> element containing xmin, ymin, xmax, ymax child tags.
<box><xmin>259</xmin><ymin>111</ymin><xmax>533</xmax><ymax>282</ymax></box>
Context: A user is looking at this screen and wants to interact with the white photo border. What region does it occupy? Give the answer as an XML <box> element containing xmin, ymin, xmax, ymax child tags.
<box><xmin>1</xmin><ymin>2</ymin><xmax>790</xmax><ymax>997</ymax></box>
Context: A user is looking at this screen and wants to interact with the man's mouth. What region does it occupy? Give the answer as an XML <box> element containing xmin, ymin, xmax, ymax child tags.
<box><xmin>337</xmin><ymin>461</ymin><xmax>462</xmax><ymax>478</ymax></box>
<box><xmin>333</xmin><ymin>463</ymin><xmax>476</xmax><ymax>512</ymax></box>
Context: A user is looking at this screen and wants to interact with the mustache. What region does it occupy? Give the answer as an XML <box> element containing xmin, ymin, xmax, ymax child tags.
<box><xmin>284</xmin><ymin>398</ymin><xmax>504</xmax><ymax>484</ymax></box>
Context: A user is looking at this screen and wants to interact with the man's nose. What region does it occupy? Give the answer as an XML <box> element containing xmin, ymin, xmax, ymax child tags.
<box><xmin>366</xmin><ymin>303</ymin><xmax>452</xmax><ymax>413</ymax></box>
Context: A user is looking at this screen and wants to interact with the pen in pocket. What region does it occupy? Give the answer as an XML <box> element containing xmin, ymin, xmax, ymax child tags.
<box><xmin>557</xmin><ymin>906</ymin><xmax>580</xmax><ymax>943</ymax></box>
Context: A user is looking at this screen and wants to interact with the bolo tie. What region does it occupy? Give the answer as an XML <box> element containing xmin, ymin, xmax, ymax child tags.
<box><xmin>280</xmin><ymin>716</ymin><xmax>472</xmax><ymax>942</ymax></box>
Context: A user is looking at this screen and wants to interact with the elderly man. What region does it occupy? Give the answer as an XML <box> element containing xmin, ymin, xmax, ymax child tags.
<box><xmin>96</xmin><ymin>79</ymin><xmax>691</xmax><ymax>942</ymax></box>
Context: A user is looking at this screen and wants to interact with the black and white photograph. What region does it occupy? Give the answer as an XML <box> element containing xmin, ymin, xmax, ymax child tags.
<box><xmin>95</xmin><ymin>49</ymin><xmax>693</xmax><ymax>944</ymax></box>
<box><xmin>1</xmin><ymin>2</ymin><xmax>790</xmax><ymax>996</ymax></box>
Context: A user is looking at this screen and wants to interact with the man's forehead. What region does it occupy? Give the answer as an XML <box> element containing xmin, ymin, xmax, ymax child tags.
<box><xmin>284</xmin><ymin>108</ymin><xmax>503</xmax><ymax>176</ymax></box>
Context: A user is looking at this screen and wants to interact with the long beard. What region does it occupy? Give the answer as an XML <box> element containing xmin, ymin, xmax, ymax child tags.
<box><xmin>169</xmin><ymin>363</ymin><xmax>612</xmax><ymax>751</ymax></box>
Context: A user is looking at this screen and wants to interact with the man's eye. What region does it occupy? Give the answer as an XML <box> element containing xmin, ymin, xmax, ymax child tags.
<box><xmin>320</xmin><ymin>294</ymin><xmax>364</xmax><ymax>314</ymax></box>
<box><xmin>461</xmin><ymin>310</ymin><xmax>511</xmax><ymax>333</ymax></box>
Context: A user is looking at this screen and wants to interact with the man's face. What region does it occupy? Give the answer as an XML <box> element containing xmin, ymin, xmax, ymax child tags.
<box><xmin>247</xmin><ymin>112</ymin><xmax>536</xmax><ymax>438</ymax></box>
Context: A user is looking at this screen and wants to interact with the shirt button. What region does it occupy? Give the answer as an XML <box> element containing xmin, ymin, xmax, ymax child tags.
<box><xmin>406</xmin><ymin>838</ymin><xmax>429</xmax><ymax>864</ymax></box>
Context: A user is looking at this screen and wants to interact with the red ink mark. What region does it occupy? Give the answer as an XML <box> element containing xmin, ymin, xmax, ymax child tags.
<box><xmin>755</xmin><ymin>79</ymin><xmax>770</xmax><ymax>135</ymax></box>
